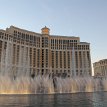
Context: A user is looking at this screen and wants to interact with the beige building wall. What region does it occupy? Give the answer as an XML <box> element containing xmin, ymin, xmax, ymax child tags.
<box><xmin>0</xmin><ymin>26</ymin><xmax>92</xmax><ymax>77</ymax></box>
<box><xmin>93</xmin><ymin>59</ymin><xmax>107</xmax><ymax>77</ymax></box>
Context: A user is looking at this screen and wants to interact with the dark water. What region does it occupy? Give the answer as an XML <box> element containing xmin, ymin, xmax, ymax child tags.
<box><xmin>0</xmin><ymin>92</ymin><xmax>107</xmax><ymax>107</ymax></box>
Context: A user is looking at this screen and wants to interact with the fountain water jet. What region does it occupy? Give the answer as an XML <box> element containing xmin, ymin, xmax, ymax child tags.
<box><xmin>0</xmin><ymin>42</ymin><xmax>107</xmax><ymax>94</ymax></box>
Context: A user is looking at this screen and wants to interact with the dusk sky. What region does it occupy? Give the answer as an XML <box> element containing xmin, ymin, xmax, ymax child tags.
<box><xmin>0</xmin><ymin>0</ymin><xmax>107</xmax><ymax>66</ymax></box>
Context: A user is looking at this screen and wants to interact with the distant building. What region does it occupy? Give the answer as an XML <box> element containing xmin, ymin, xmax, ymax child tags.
<box><xmin>0</xmin><ymin>26</ymin><xmax>92</xmax><ymax>77</ymax></box>
<box><xmin>93</xmin><ymin>59</ymin><xmax>107</xmax><ymax>77</ymax></box>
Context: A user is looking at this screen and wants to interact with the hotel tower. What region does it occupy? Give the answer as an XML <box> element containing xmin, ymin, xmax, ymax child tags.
<box><xmin>0</xmin><ymin>26</ymin><xmax>92</xmax><ymax>77</ymax></box>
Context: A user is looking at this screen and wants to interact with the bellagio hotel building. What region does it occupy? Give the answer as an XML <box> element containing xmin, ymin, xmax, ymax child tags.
<box><xmin>0</xmin><ymin>26</ymin><xmax>92</xmax><ymax>77</ymax></box>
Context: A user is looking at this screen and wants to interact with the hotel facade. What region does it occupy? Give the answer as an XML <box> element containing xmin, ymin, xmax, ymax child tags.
<box><xmin>0</xmin><ymin>26</ymin><xmax>92</xmax><ymax>77</ymax></box>
<box><xmin>93</xmin><ymin>59</ymin><xmax>107</xmax><ymax>77</ymax></box>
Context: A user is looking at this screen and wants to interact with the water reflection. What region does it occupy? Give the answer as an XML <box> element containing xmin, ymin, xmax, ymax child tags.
<box><xmin>0</xmin><ymin>95</ymin><xmax>30</xmax><ymax>107</ymax></box>
<box><xmin>91</xmin><ymin>92</ymin><xmax>107</xmax><ymax>107</ymax></box>
<box><xmin>0</xmin><ymin>92</ymin><xmax>107</xmax><ymax>107</ymax></box>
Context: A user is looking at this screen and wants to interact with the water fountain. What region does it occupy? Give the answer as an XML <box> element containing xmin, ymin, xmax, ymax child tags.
<box><xmin>0</xmin><ymin>42</ymin><xmax>107</xmax><ymax>94</ymax></box>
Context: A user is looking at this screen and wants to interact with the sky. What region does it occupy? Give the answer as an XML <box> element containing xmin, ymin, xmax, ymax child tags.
<box><xmin>0</xmin><ymin>0</ymin><xmax>107</xmax><ymax>66</ymax></box>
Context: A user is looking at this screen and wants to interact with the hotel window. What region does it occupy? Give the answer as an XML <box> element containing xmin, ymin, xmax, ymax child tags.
<box><xmin>68</xmin><ymin>51</ymin><xmax>70</xmax><ymax>68</ymax></box>
<box><xmin>12</xmin><ymin>44</ymin><xmax>16</xmax><ymax>64</ymax></box>
<box><xmin>1</xmin><ymin>33</ymin><xmax>4</xmax><ymax>39</ymax></box>
<box><xmin>52</xmin><ymin>51</ymin><xmax>54</xmax><ymax>68</ymax></box>
<box><xmin>42</xmin><ymin>49</ymin><xmax>44</xmax><ymax>67</ymax></box>
<box><xmin>76</xmin><ymin>70</ymin><xmax>78</xmax><ymax>75</ymax></box>
<box><xmin>60</xmin><ymin>51</ymin><xmax>62</xmax><ymax>68</ymax></box>
<box><xmin>37</xmin><ymin>49</ymin><xmax>40</xmax><ymax>67</ymax></box>
<box><xmin>29</xmin><ymin>48</ymin><xmax>32</xmax><ymax>66</ymax></box>
<box><xmin>75</xmin><ymin>52</ymin><xmax>78</xmax><ymax>68</ymax></box>
<box><xmin>51</xmin><ymin>39</ymin><xmax>52</xmax><ymax>48</ymax></box>
<box><xmin>37</xmin><ymin>37</ymin><xmax>40</xmax><ymax>47</ymax></box>
<box><xmin>46</xmin><ymin>49</ymin><xmax>48</xmax><ymax>67</ymax></box>
<box><xmin>34</xmin><ymin>36</ymin><xmax>36</xmax><ymax>42</ymax></box>
<box><xmin>30</xmin><ymin>35</ymin><xmax>32</xmax><ymax>41</ymax></box>
<box><xmin>26</xmin><ymin>34</ymin><xmax>29</xmax><ymax>41</ymax></box>
<box><xmin>60</xmin><ymin>40</ymin><xmax>62</xmax><ymax>49</ymax></box>
<box><xmin>17</xmin><ymin>45</ymin><xmax>20</xmax><ymax>64</ymax></box>
<box><xmin>0</xmin><ymin>41</ymin><xmax>2</xmax><ymax>62</ymax></box>
<box><xmin>55</xmin><ymin>39</ymin><xmax>57</xmax><ymax>49</ymax></box>
<box><xmin>64</xmin><ymin>51</ymin><xmax>66</xmax><ymax>68</ymax></box>
<box><xmin>79</xmin><ymin>52</ymin><xmax>82</xmax><ymax>68</ymax></box>
<box><xmin>56</xmin><ymin>51</ymin><xmax>58</xmax><ymax>68</ymax></box>
<box><xmin>33</xmin><ymin>48</ymin><xmax>36</xmax><ymax>67</ymax></box>
<box><xmin>83</xmin><ymin>52</ymin><xmax>86</xmax><ymax>68</ymax></box>
<box><xmin>68</xmin><ymin>70</ymin><xmax>70</xmax><ymax>74</ymax></box>
<box><xmin>87</xmin><ymin>51</ymin><xmax>90</xmax><ymax>67</ymax></box>
<box><xmin>42</xmin><ymin>37</ymin><xmax>44</xmax><ymax>47</ymax></box>
<box><xmin>0</xmin><ymin>32</ymin><xmax>2</xmax><ymax>38</ymax></box>
<box><xmin>57</xmin><ymin>40</ymin><xmax>58</xmax><ymax>49</ymax></box>
<box><xmin>22</xmin><ymin>33</ymin><xmax>24</xmax><ymax>39</ymax></box>
<box><xmin>4</xmin><ymin>42</ymin><xmax>7</xmax><ymax>49</ymax></box>
<box><xmin>45</xmin><ymin>37</ymin><xmax>48</xmax><ymax>47</ymax></box>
